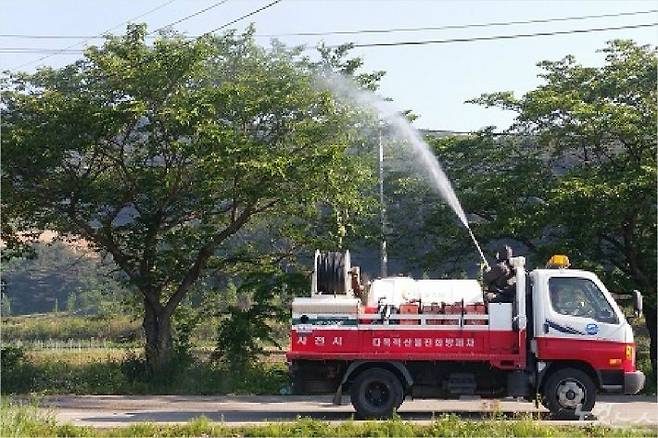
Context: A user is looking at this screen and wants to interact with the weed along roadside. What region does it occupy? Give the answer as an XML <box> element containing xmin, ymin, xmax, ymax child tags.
<box><xmin>2</xmin><ymin>400</ymin><xmax>657</xmax><ymax>438</ymax></box>
<box><xmin>1</xmin><ymin>346</ymin><xmax>289</xmax><ymax>395</ymax></box>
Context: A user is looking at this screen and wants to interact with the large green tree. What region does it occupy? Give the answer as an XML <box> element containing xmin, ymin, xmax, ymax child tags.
<box><xmin>473</xmin><ymin>40</ymin><xmax>657</xmax><ymax>375</ymax></box>
<box><xmin>413</xmin><ymin>40</ymin><xmax>656</xmax><ymax>376</ymax></box>
<box><xmin>2</xmin><ymin>26</ymin><xmax>375</xmax><ymax>371</ymax></box>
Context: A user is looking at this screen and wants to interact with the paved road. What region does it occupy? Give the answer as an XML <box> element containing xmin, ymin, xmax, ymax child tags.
<box><xmin>39</xmin><ymin>395</ymin><xmax>657</xmax><ymax>427</ymax></box>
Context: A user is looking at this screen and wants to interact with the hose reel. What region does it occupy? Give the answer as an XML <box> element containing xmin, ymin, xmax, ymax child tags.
<box><xmin>313</xmin><ymin>250</ymin><xmax>351</xmax><ymax>295</ymax></box>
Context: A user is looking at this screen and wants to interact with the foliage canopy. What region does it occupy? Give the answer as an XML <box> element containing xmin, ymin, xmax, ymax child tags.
<box><xmin>2</xmin><ymin>25</ymin><xmax>377</xmax><ymax>370</ymax></box>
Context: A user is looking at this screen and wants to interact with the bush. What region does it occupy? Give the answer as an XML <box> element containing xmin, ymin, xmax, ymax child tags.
<box><xmin>213</xmin><ymin>271</ymin><xmax>299</xmax><ymax>370</ymax></box>
<box><xmin>1</xmin><ymin>345</ymin><xmax>26</xmax><ymax>371</ymax></box>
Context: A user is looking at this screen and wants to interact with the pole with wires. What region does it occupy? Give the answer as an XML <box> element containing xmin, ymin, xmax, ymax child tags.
<box><xmin>379</xmin><ymin>124</ymin><xmax>388</xmax><ymax>278</ymax></box>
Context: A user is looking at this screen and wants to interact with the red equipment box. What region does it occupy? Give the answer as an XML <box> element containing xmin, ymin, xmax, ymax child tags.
<box><xmin>399</xmin><ymin>303</ymin><xmax>419</xmax><ymax>325</ymax></box>
<box><xmin>464</xmin><ymin>302</ymin><xmax>486</xmax><ymax>325</ymax></box>
<box><xmin>442</xmin><ymin>302</ymin><xmax>462</xmax><ymax>325</ymax></box>
<box><xmin>422</xmin><ymin>303</ymin><xmax>443</xmax><ymax>325</ymax></box>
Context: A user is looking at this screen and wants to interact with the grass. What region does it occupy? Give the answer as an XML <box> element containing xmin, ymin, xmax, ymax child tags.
<box><xmin>2</xmin><ymin>348</ymin><xmax>289</xmax><ymax>395</ymax></box>
<box><xmin>2</xmin><ymin>314</ymin><xmax>142</xmax><ymax>343</ymax></box>
<box><xmin>1</xmin><ymin>313</ymin><xmax>217</xmax><ymax>345</ymax></box>
<box><xmin>1</xmin><ymin>400</ymin><xmax>656</xmax><ymax>438</ymax></box>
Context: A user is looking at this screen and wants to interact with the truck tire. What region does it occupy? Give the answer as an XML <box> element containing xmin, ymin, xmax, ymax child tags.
<box><xmin>350</xmin><ymin>368</ymin><xmax>403</xmax><ymax>419</ymax></box>
<box><xmin>541</xmin><ymin>368</ymin><xmax>596</xmax><ymax>420</ymax></box>
<box><xmin>317</xmin><ymin>252</ymin><xmax>347</xmax><ymax>295</ymax></box>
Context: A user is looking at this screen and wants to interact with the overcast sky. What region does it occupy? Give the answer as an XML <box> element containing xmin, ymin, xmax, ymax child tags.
<box><xmin>1</xmin><ymin>0</ymin><xmax>656</xmax><ymax>131</ymax></box>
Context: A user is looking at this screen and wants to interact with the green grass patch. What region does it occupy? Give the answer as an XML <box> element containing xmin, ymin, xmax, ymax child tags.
<box><xmin>1</xmin><ymin>349</ymin><xmax>288</xmax><ymax>395</ymax></box>
<box><xmin>1</xmin><ymin>313</ymin><xmax>270</xmax><ymax>352</ymax></box>
<box><xmin>2</xmin><ymin>314</ymin><xmax>142</xmax><ymax>343</ymax></box>
<box><xmin>1</xmin><ymin>401</ymin><xmax>656</xmax><ymax>438</ymax></box>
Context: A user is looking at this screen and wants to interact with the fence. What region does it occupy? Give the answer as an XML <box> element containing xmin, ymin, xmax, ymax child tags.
<box><xmin>7</xmin><ymin>338</ymin><xmax>130</xmax><ymax>350</ymax></box>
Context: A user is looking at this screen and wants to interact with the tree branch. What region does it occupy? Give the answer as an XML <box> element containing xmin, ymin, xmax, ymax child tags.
<box><xmin>163</xmin><ymin>202</ymin><xmax>258</xmax><ymax>316</ymax></box>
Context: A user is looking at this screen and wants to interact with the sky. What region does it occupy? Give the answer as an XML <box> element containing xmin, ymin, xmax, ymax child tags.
<box><xmin>1</xmin><ymin>0</ymin><xmax>656</xmax><ymax>131</ymax></box>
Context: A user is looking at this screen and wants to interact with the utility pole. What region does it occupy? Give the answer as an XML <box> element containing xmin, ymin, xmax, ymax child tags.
<box><xmin>379</xmin><ymin>125</ymin><xmax>388</xmax><ymax>278</ymax></box>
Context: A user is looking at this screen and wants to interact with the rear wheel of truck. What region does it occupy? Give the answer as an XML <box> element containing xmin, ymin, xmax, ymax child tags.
<box><xmin>541</xmin><ymin>368</ymin><xmax>596</xmax><ymax>420</ymax></box>
<box><xmin>350</xmin><ymin>368</ymin><xmax>403</xmax><ymax>419</ymax></box>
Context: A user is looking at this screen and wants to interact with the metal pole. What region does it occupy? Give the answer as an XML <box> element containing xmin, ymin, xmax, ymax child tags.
<box><xmin>379</xmin><ymin>125</ymin><xmax>388</xmax><ymax>277</ymax></box>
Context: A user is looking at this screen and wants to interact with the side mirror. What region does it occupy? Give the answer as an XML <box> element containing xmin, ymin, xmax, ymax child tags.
<box><xmin>632</xmin><ymin>290</ymin><xmax>643</xmax><ymax>318</ymax></box>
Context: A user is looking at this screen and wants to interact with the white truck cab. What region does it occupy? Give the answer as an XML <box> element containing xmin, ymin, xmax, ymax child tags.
<box><xmin>529</xmin><ymin>265</ymin><xmax>644</xmax><ymax>409</ymax></box>
<box><xmin>532</xmin><ymin>268</ymin><xmax>631</xmax><ymax>343</ymax></box>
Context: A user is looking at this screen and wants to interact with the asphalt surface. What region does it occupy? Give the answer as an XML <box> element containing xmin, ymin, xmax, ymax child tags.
<box><xmin>39</xmin><ymin>394</ymin><xmax>657</xmax><ymax>428</ymax></box>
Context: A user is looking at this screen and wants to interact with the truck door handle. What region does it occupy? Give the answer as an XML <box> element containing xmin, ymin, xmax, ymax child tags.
<box><xmin>543</xmin><ymin>322</ymin><xmax>549</xmax><ymax>334</ymax></box>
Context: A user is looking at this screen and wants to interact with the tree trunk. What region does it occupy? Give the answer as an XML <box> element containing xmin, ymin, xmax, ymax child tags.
<box><xmin>143</xmin><ymin>298</ymin><xmax>174</xmax><ymax>374</ymax></box>
<box><xmin>643</xmin><ymin>302</ymin><xmax>657</xmax><ymax>380</ymax></box>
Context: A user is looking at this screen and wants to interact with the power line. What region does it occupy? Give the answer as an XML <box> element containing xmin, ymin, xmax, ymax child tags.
<box><xmin>4</xmin><ymin>21</ymin><xmax>655</xmax><ymax>56</ymax></box>
<box><xmin>0</xmin><ymin>48</ymin><xmax>85</xmax><ymax>53</ymax></box>
<box><xmin>346</xmin><ymin>22</ymin><xmax>658</xmax><ymax>48</ymax></box>
<box><xmin>6</xmin><ymin>0</ymin><xmax>282</xmax><ymax>66</ymax></box>
<box><xmin>148</xmin><ymin>0</ymin><xmax>230</xmax><ymax>35</ymax></box>
<box><xmin>11</xmin><ymin>0</ymin><xmax>178</xmax><ymax>70</ymax></box>
<box><xmin>256</xmin><ymin>9</ymin><xmax>658</xmax><ymax>37</ymax></box>
<box><xmin>2</xmin><ymin>8</ymin><xmax>655</xmax><ymax>40</ymax></box>
<box><xmin>200</xmin><ymin>0</ymin><xmax>282</xmax><ymax>36</ymax></box>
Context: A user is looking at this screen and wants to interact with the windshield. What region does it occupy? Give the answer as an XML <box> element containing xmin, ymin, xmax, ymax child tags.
<box><xmin>548</xmin><ymin>277</ymin><xmax>618</xmax><ymax>324</ymax></box>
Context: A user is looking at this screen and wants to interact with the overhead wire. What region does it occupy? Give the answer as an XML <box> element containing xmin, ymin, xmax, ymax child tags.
<box><xmin>346</xmin><ymin>22</ymin><xmax>658</xmax><ymax>48</ymax></box>
<box><xmin>4</xmin><ymin>21</ymin><xmax>656</xmax><ymax>55</ymax></box>
<box><xmin>200</xmin><ymin>0</ymin><xmax>282</xmax><ymax>36</ymax></box>
<box><xmin>6</xmin><ymin>0</ymin><xmax>283</xmax><ymax>66</ymax></box>
<box><xmin>0</xmin><ymin>48</ymin><xmax>85</xmax><ymax>53</ymax></box>
<box><xmin>256</xmin><ymin>8</ymin><xmax>658</xmax><ymax>37</ymax></box>
<box><xmin>148</xmin><ymin>0</ymin><xmax>230</xmax><ymax>35</ymax></box>
<box><xmin>11</xmin><ymin>0</ymin><xmax>178</xmax><ymax>69</ymax></box>
<box><xmin>2</xmin><ymin>8</ymin><xmax>655</xmax><ymax>40</ymax></box>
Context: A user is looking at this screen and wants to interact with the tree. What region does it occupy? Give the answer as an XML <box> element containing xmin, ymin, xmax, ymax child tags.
<box><xmin>2</xmin><ymin>25</ymin><xmax>375</xmax><ymax>372</ymax></box>
<box><xmin>436</xmin><ymin>40</ymin><xmax>656</xmax><ymax>375</ymax></box>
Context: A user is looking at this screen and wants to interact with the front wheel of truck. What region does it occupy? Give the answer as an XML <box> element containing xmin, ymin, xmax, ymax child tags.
<box><xmin>541</xmin><ymin>368</ymin><xmax>596</xmax><ymax>420</ymax></box>
<box><xmin>350</xmin><ymin>368</ymin><xmax>403</xmax><ymax>419</ymax></box>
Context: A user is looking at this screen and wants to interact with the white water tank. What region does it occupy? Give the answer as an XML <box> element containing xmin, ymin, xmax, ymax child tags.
<box><xmin>292</xmin><ymin>297</ymin><xmax>360</xmax><ymax>314</ymax></box>
<box><xmin>368</xmin><ymin>277</ymin><xmax>483</xmax><ymax>307</ymax></box>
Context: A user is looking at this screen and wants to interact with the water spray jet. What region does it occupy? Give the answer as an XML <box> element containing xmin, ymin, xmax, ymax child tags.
<box><xmin>320</xmin><ymin>73</ymin><xmax>490</xmax><ymax>270</ymax></box>
<box><xmin>467</xmin><ymin>226</ymin><xmax>489</xmax><ymax>270</ymax></box>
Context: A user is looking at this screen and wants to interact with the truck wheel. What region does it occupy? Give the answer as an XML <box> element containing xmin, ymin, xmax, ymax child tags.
<box><xmin>541</xmin><ymin>368</ymin><xmax>596</xmax><ymax>420</ymax></box>
<box><xmin>350</xmin><ymin>368</ymin><xmax>403</xmax><ymax>419</ymax></box>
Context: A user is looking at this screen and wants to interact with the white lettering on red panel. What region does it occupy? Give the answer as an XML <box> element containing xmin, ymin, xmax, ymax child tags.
<box><xmin>370</xmin><ymin>337</ymin><xmax>476</xmax><ymax>349</ymax></box>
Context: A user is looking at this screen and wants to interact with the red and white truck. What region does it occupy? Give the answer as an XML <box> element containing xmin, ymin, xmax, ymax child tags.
<box><xmin>287</xmin><ymin>251</ymin><xmax>645</xmax><ymax>419</ymax></box>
